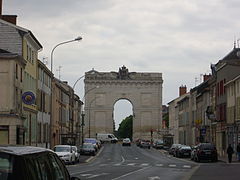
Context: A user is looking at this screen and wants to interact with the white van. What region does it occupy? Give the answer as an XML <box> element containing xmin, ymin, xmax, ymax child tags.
<box><xmin>97</xmin><ymin>133</ymin><xmax>118</xmax><ymax>143</ymax></box>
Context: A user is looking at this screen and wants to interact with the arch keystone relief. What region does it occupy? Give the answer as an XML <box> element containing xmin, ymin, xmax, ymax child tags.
<box><xmin>83</xmin><ymin>66</ymin><xmax>163</xmax><ymax>140</ymax></box>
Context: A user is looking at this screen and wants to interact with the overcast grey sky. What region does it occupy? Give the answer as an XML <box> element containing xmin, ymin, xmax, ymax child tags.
<box><xmin>3</xmin><ymin>0</ymin><xmax>240</xmax><ymax>128</ymax></box>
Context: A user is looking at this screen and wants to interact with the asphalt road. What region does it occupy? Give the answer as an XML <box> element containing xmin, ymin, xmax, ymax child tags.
<box><xmin>189</xmin><ymin>162</ymin><xmax>240</xmax><ymax>180</ymax></box>
<box><xmin>67</xmin><ymin>143</ymin><xmax>198</xmax><ymax>180</ymax></box>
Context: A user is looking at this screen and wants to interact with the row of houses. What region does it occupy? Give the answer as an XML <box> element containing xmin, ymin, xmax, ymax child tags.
<box><xmin>168</xmin><ymin>47</ymin><xmax>240</xmax><ymax>156</ymax></box>
<box><xmin>0</xmin><ymin>6</ymin><xmax>83</xmax><ymax>148</ymax></box>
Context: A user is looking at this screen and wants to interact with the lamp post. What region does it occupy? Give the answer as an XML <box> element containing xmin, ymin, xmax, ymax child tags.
<box><xmin>81</xmin><ymin>112</ymin><xmax>85</xmax><ymax>144</ymax></box>
<box><xmin>49</xmin><ymin>36</ymin><xmax>82</xmax><ymax>148</ymax></box>
<box><xmin>73</xmin><ymin>75</ymin><xmax>85</xmax><ymax>90</ymax></box>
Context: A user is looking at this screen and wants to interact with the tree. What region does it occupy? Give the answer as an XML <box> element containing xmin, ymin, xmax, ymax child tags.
<box><xmin>117</xmin><ymin>115</ymin><xmax>133</xmax><ymax>140</ymax></box>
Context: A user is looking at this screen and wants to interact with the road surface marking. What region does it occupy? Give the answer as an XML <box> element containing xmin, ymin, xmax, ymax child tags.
<box><xmin>156</xmin><ymin>164</ymin><xmax>163</xmax><ymax>167</ymax></box>
<box><xmin>121</xmin><ymin>156</ymin><xmax>125</xmax><ymax>163</ymax></box>
<box><xmin>183</xmin><ymin>165</ymin><xmax>191</xmax><ymax>168</ymax></box>
<box><xmin>86</xmin><ymin>173</ymin><xmax>109</xmax><ymax>179</ymax></box>
<box><xmin>135</xmin><ymin>157</ymin><xmax>139</xmax><ymax>160</ymax></box>
<box><xmin>112</xmin><ymin>167</ymin><xmax>150</xmax><ymax>180</ymax></box>
<box><xmin>81</xmin><ymin>174</ymin><xmax>92</xmax><ymax>177</ymax></box>
<box><xmin>141</xmin><ymin>163</ymin><xmax>149</xmax><ymax>166</ymax></box>
<box><xmin>114</xmin><ymin>163</ymin><xmax>121</xmax><ymax>166</ymax></box>
<box><xmin>127</xmin><ymin>163</ymin><xmax>136</xmax><ymax>166</ymax></box>
<box><xmin>169</xmin><ymin>164</ymin><xmax>177</xmax><ymax>167</ymax></box>
<box><xmin>148</xmin><ymin>176</ymin><xmax>161</xmax><ymax>180</ymax></box>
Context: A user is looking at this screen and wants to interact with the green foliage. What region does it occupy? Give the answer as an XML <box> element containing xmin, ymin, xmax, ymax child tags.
<box><xmin>117</xmin><ymin>115</ymin><xmax>133</xmax><ymax>140</ymax></box>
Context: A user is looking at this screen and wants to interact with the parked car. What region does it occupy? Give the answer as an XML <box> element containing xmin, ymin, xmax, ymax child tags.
<box><xmin>153</xmin><ymin>139</ymin><xmax>164</xmax><ymax>149</ymax></box>
<box><xmin>169</xmin><ymin>144</ymin><xmax>181</xmax><ymax>155</ymax></box>
<box><xmin>175</xmin><ymin>145</ymin><xmax>192</xmax><ymax>158</ymax></box>
<box><xmin>53</xmin><ymin>145</ymin><xmax>76</xmax><ymax>164</ymax></box>
<box><xmin>122</xmin><ymin>138</ymin><xmax>131</xmax><ymax>146</ymax></box>
<box><xmin>191</xmin><ymin>146</ymin><xmax>197</xmax><ymax>160</ymax></box>
<box><xmin>80</xmin><ymin>143</ymin><xmax>96</xmax><ymax>156</ymax></box>
<box><xmin>136</xmin><ymin>139</ymin><xmax>142</xmax><ymax>146</ymax></box>
<box><xmin>96</xmin><ymin>140</ymin><xmax>102</xmax><ymax>149</ymax></box>
<box><xmin>173</xmin><ymin>144</ymin><xmax>184</xmax><ymax>157</ymax></box>
<box><xmin>139</xmin><ymin>140</ymin><xmax>151</xmax><ymax>149</ymax></box>
<box><xmin>84</xmin><ymin>138</ymin><xmax>99</xmax><ymax>151</ymax></box>
<box><xmin>192</xmin><ymin>143</ymin><xmax>218</xmax><ymax>162</ymax></box>
<box><xmin>0</xmin><ymin>145</ymin><xmax>80</xmax><ymax>180</ymax></box>
<box><xmin>71</xmin><ymin>146</ymin><xmax>80</xmax><ymax>163</ymax></box>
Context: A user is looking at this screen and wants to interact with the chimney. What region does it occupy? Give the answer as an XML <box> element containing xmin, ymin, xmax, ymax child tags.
<box><xmin>203</xmin><ymin>74</ymin><xmax>211</xmax><ymax>82</ymax></box>
<box><xmin>179</xmin><ymin>85</ymin><xmax>187</xmax><ymax>96</ymax></box>
<box><xmin>0</xmin><ymin>0</ymin><xmax>17</xmax><ymax>25</ymax></box>
<box><xmin>0</xmin><ymin>0</ymin><xmax>2</xmax><ymax>17</ymax></box>
<box><xmin>1</xmin><ymin>15</ymin><xmax>17</xmax><ymax>24</ymax></box>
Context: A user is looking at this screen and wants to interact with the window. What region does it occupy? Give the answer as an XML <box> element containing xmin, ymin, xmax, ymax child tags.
<box><xmin>48</xmin><ymin>154</ymin><xmax>68</xmax><ymax>180</ymax></box>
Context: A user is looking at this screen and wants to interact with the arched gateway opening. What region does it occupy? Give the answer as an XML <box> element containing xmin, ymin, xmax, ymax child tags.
<box><xmin>114</xmin><ymin>99</ymin><xmax>133</xmax><ymax>131</ymax></box>
<box><xmin>83</xmin><ymin>66</ymin><xmax>163</xmax><ymax>141</ymax></box>
<box><xmin>114</xmin><ymin>99</ymin><xmax>133</xmax><ymax>139</ymax></box>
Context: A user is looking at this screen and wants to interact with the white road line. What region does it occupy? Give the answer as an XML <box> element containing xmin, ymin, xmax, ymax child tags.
<box><xmin>169</xmin><ymin>164</ymin><xmax>177</xmax><ymax>167</ymax></box>
<box><xmin>135</xmin><ymin>157</ymin><xmax>139</xmax><ymax>160</ymax></box>
<box><xmin>114</xmin><ymin>163</ymin><xmax>121</xmax><ymax>166</ymax></box>
<box><xmin>156</xmin><ymin>164</ymin><xmax>163</xmax><ymax>167</ymax></box>
<box><xmin>127</xmin><ymin>163</ymin><xmax>136</xmax><ymax>166</ymax></box>
<box><xmin>183</xmin><ymin>165</ymin><xmax>191</xmax><ymax>168</ymax></box>
<box><xmin>141</xmin><ymin>163</ymin><xmax>149</xmax><ymax>166</ymax></box>
<box><xmin>86</xmin><ymin>173</ymin><xmax>109</xmax><ymax>179</ymax></box>
<box><xmin>81</xmin><ymin>174</ymin><xmax>92</xmax><ymax>177</ymax></box>
<box><xmin>148</xmin><ymin>176</ymin><xmax>161</xmax><ymax>180</ymax></box>
<box><xmin>121</xmin><ymin>155</ymin><xmax>125</xmax><ymax>163</ymax></box>
<box><xmin>111</xmin><ymin>167</ymin><xmax>150</xmax><ymax>180</ymax></box>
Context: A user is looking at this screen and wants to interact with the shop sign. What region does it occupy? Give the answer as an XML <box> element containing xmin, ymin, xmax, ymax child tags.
<box><xmin>22</xmin><ymin>91</ymin><xmax>35</xmax><ymax>105</ymax></box>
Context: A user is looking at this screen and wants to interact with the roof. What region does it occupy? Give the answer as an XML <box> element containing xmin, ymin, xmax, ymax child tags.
<box><xmin>0</xmin><ymin>19</ymin><xmax>43</xmax><ymax>50</ymax></box>
<box><xmin>221</xmin><ymin>47</ymin><xmax>240</xmax><ymax>61</ymax></box>
<box><xmin>0</xmin><ymin>145</ymin><xmax>53</xmax><ymax>156</ymax></box>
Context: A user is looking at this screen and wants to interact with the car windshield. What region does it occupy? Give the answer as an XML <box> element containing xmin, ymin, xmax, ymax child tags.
<box><xmin>84</xmin><ymin>139</ymin><xmax>96</xmax><ymax>144</ymax></box>
<box><xmin>54</xmin><ymin>146</ymin><xmax>70</xmax><ymax>152</ymax></box>
<box><xmin>0</xmin><ymin>153</ymin><xmax>13</xmax><ymax>180</ymax></box>
<box><xmin>83</xmin><ymin>144</ymin><xmax>94</xmax><ymax>148</ymax></box>
<box><xmin>156</xmin><ymin>140</ymin><xmax>164</xmax><ymax>144</ymax></box>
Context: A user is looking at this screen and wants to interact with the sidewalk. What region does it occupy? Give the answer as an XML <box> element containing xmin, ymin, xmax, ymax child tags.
<box><xmin>218</xmin><ymin>154</ymin><xmax>240</xmax><ymax>163</ymax></box>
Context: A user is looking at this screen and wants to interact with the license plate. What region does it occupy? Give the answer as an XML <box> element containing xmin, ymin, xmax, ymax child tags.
<box><xmin>205</xmin><ymin>152</ymin><xmax>211</xmax><ymax>154</ymax></box>
<box><xmin>184</xmin><ymin>153</ymin><xmax>189</xmax><ymax>155</ymax></box>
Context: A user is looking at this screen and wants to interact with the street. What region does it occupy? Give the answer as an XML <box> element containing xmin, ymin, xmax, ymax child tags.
<box><xmin>67</xmin><ymin>143</ymin><xmax>198</xmax><ymax>180</ymax></box>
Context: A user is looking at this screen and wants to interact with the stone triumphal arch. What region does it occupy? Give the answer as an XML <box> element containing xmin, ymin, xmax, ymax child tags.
<box><xmin>83</xmin><ymin>66</ymin><xmax>163</xmax><ymax>140</ymax></box>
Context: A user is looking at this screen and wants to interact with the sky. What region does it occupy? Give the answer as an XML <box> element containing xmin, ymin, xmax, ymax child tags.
<box><xmin>3</xmin><ymin>0</ymin><xmax>240</xmax><ymax>129</ymax></box>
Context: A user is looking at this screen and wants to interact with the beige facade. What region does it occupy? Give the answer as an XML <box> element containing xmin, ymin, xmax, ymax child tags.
<box><xmin>0</xmin><ymin>51</ymin><xmax>26</xmax><ymax>145</ymax></box>
<box><xmin>0</xmin><ymin>18</ymin><xmax>42</xmax><ymax>146</ymax></box>
<box><xmin>37</xmin><ymin>60</ymin><xmax>52</xmax><ymax>148</ymax></box>
<box><xmin>51</xmin><ymin>79</ymin><xmax>83</xmax><ymax>147</ymax></box>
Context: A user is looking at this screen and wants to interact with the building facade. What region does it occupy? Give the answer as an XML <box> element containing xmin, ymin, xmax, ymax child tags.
<box><xmin>0</xmin><ymin>50</ymin><xmax>26</xmax><ymax>144</ymax></box>
<box><xmin>37</xmin><ymin>60</ymin><xmax>52</xmax><ymax>148</ymax></box>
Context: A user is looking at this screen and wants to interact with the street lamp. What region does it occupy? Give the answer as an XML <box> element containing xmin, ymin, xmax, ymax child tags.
<box><xmin>73</xmin><ymin>75</ymin><xmax>85</xmax><ymax>90</ymax></box>
<box><xmin>49</xmin><ymin>36</ymin><xmax>82</xmax><ymax>148</ymax></box>
<box><xmin>50</xmin><ymin>36</ymin><xmax>82</xmax><ymax>73</ymax></box>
